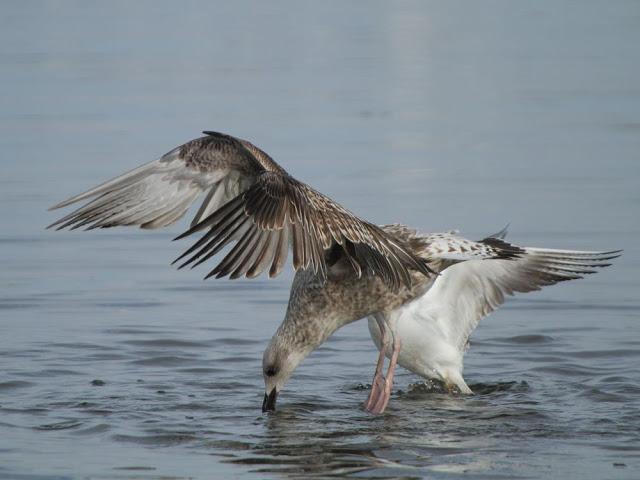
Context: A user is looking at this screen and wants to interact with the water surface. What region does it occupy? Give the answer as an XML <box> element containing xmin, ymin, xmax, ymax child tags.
<box><xmin>1</xmin><ymin>1</ymin><xmax>639</xmax><ymax>478</ymax></box>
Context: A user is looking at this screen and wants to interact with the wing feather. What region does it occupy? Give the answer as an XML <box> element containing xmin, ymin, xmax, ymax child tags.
<box><xmin>49</xmin><ymin>131</ymin><xmax>434</xmax><ymax>287</ymax></box>
<box><xmin>247</xmin><ymin>231</ymin><xmax>277</xmax><ymax>279</ymax></box>
<box><xmin>269</xmin><ymin>228</ymin><xmax>289</xmax><ymax>278</ymax></box>
<box><xmin>177</xmin><ymin>172</ymin><xmax>434</xmax><ymax>287</ymax></box>
<box><xmin>416</xmin><ymin>243</ymin><xmax>621</xmax><ymax>350</ymax></box>
<box><xmin>48</xmin><ymin>133</ymin><xmax>264</xmax><ymax>231</ymax></box>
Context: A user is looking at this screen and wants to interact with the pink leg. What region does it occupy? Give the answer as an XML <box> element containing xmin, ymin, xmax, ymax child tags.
<box><xmin>364</xmin><ymin>323</ymin><xmax>388</xmax><ymax>411</ymax></box>
<box><xmin>371</xmin><ymin>336</ymin><xmax>401</xmax><ymax>414</ymax></box>
<box><xmin>365</xmin><ymin>333</ymin><xmax>402</xmax><ymax>415</ymax></box>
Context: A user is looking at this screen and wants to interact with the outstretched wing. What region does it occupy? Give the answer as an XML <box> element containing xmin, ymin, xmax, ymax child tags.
<box><xmin>47</xmin><ymin>132</ymin><xmax>267</xmax><ymax>231</ymax></box>
<box><xmin>48</xmin><ymin>131</ymin><xmax>432</xmax><ymax>287</ymax></box>
<box><xmin>173</xmin><ymin>171</ymin><xmax>433</xmax><ymax>286</ymax></box>
<box><xmin>414</xmin><ymin>234</ymin><xmax>621</xmax><ymax>350</ymax></box>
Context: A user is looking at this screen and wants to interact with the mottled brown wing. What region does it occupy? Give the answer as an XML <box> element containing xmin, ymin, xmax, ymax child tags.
<box><xmin>47</xmin><ymin>132</ymin><xmax>273</xmax><ymax>231</ymax></box>
<box><xmin>174</xmin><ymin>172</ymin><xmax>434</xmax><ymax>288</ymax></box>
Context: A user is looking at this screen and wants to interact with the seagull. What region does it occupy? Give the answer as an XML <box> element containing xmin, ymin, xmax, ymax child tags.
<box><xmin>262</xmin><ymin>224</ymin><xmax>619</xmax><ymax>414</ymax></box>
<box><xmin>365</xmin><ymin>225</ymin><xmax>621</xmax><ymax>412</ymax></box>
<box><xmin>48</xmin><ymin>131</ymin><xmax>620</xmax><ymax>415</ymax></box>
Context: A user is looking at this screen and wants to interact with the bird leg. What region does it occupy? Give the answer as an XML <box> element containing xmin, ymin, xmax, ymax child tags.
<box><xmin>364</xmin><ymin>323</ymin><xmax>389</xmax><ymax>411</ymax></box>
<box><xmin>364</xmin><ymin>316</ymin><xmax>402</xmax><ymax>416</ymax></box>
<box><xmin>367</xmin><ymin>335</ymin><xmax>401</xmax><ymax>415</ymax></box>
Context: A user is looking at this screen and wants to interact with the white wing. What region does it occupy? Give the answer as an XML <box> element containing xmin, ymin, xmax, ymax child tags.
<box><xmin>418</xmin><ymin>243</ymin><xmax>620</xmax><ymax>351</ymax></box>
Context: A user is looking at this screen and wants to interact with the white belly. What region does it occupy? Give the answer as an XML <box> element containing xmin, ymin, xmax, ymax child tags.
<box><xmin>367</xmin><ymin>295</ymin><xmax>471</xmax><ymax>392</ymax></box>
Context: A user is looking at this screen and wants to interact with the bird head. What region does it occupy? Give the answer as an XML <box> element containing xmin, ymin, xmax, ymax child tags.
<box><xmin>261</xmin><ymin>334</ymin><xmax>311</xmax><ymax>412</ymax></box>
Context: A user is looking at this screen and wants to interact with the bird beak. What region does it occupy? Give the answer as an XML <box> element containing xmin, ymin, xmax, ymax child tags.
<box><xmin>262</xmin><ymin>388</ymin><xmax>278</xmax><ymax>412</ymax></box>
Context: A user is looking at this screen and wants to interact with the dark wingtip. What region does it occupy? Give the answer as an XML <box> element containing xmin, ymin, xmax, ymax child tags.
<box><xmin>173</xmin><ymin>226</ymin><xmax>199</xmax><ymax>241</ymax></box>
<box><xmin>173</xmin><ymin>253</ymin><xmax>199</xmax><ymax>270</ymax></box>
<box><xmin>490</xmin><ymin>222</ymin><xmax>510</xmax><ymax>240</ymax></box>
<box><xmin>173</xmin><ymin>232</ymin><xmax>189</xmax><ymax>241</ymax></box>
<box><xmin>204</xmin><ymin>269</ymin><xmax>218</xmax><ymax>280</ymax></box>
<box><xmin>171</xmin><ymin>256</ymin><xmax>185</xmax><ymax>268</ymax></box>
<box><xmin>174</xmin><ymin>212</ymin><xmax>217</xmax><ymax>241</ymax></box>
<box><xmin>171</xmin><ymin>247</ymin><xmax>194</xmax><ymax>265</ymax></box>
<box><xmin>480</xmin><ymin>237</ymin><xmax>526</xmax><ymax>260</ymax></box>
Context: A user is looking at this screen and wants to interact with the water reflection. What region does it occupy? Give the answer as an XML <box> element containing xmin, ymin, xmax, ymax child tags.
<box><xmin>214</xmin><ymin>380</ymin><xmax>542</xmax><ymax>478</ymax></box>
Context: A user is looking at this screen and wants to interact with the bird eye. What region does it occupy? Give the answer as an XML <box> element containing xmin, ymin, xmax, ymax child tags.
<box><xmin>264</xmin><ymin>366</ymin><xmax>278</xmax><ymax>377</ymax></box>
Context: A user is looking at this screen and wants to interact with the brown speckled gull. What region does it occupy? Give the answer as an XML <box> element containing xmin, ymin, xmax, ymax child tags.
<box><xmin>48</xmin><ymin>131</ymin><xmax>433</xmax><ymax>288</ymax></box>
<box><xmin>48</xmin><ymin>131</ymin><xmax>621</xmax><ymax>415</ymax></box>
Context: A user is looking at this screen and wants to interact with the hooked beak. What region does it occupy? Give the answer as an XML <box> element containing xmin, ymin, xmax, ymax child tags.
<box><xmin>262</xmin><ymin>388</ymin><xmax>278</xmax><ymax>412</ymax></box>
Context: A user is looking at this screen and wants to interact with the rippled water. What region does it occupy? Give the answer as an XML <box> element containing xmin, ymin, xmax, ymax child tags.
<box><xmin>2</xmin><ymin>1</ymin><xmax>639</xmax><ymax>479</ymax></box>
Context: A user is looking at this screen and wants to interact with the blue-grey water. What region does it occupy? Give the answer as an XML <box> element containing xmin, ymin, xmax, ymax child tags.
<box><xmin>1</xmin><ymin>1</ymin><xmax>639</xmax><ymax>478</ymax></box>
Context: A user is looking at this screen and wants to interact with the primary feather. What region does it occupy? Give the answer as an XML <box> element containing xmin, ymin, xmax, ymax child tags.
<box><xmin>48</xmin><ymin>131</ymin><xmax>433</xmax><ymax>288</ymax></box>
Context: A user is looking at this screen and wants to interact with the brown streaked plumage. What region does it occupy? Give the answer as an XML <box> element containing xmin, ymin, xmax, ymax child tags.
<box><xmin>47</xmin><ymin>131</ymin><xmax>621</xmax><ymax>415</ymax></box>
<box><xmin>262</xmin><ymin>224</ymin><xmax>619</xmax><ymax>414</ymax></box>
<box><xmin>48</xmin><ymin>131</ymin><xmax>433</xmax><ymax>288</ymax></box>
